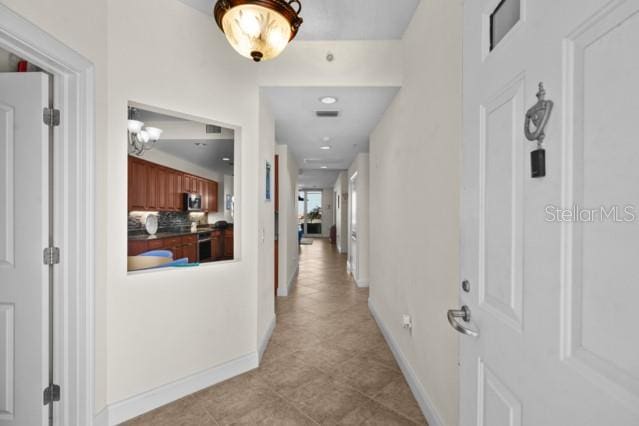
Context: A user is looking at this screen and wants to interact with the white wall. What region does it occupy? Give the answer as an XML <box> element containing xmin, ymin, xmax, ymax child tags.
<box><xmin>333</xmin><ymin>172</ymin><xmax>349</xmax><ymax>254</ymax></box>
<box><xmin>257</xmin><ymin>96</ymin><xmax>276</xmax><ymax>351</ymax></box>
<box><xmin>275</xmin><ymin>144</ymin><xmax>299</xmax><ymax>297</ymax></box>
<box><xmin>368</xmin><ymin>1</ymin><xmax>463</xmax><ymax>425</ymax></box>
<box><xmin>106</xmin><ymin>1</ymin><xmax>264</xmax><ymax>411</ymax></box>
<box><xmin>348</xmin><ymin>154</ymin><xmax>370</xmax><ymax>287</ymax></box>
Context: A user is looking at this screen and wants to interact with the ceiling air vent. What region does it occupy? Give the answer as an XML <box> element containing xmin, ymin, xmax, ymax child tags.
<box><xmin>315</xmin><ymin>110</ymin><xmax>340</xmax><ymax>118</ymax></box>
<box><xmin>206</xmin><ymin>124</ymin><xmax>222</xmax><ymax>134</ymax></box>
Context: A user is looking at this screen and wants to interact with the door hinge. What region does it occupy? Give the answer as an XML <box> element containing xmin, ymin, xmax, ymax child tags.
<box><xmin>43</xmin><ymin>107</ymin><xmax>60</xmax><ymax>127</ymax></box>
<box><xmin>43</xmin><ymin>247</ymin><xmax>60</xmax><ymax>265</ymax></box>
<box><xmin>43</xmin><ymin>384</ymin><xmax>60</xmax><ymax>405</ymax></box>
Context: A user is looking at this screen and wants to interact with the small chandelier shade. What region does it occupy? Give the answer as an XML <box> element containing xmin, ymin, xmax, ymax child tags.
<box><xmin>214</xmin><ymin>0</ymin><xmax>303</xmax><ymax>62</ymax></box>
<box><xmin>127</xmin><ymin>107</ymin><xmax>163</xmax><ymax>156</ymax></box>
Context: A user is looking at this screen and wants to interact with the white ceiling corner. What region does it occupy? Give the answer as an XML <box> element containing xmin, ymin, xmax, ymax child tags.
<box><xmin>176</xmin><ymin>0</ymin><xmax>420</xmax><ymax>40</ymax></box>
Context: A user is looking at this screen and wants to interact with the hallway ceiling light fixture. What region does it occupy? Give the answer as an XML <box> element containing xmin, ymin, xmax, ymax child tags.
<box><xmin>320</xmin><ymin>96</ymin><xmax>338</xmax><ymax>105</ymax></box>
<box><xmin>222</xmin><ymin>156</ymin><xmax>232</xmax><ymax>161</ymax></box>
<box><xmin>127</xmin><ymin>107</ymin><xmax>163</xmax><ymax>156</ymax></box>
<box><xmin>320</xmin><ymin>145</ymin><xmax>331</xmax><ymax>150</ymax></box>
<box><xmin>320</xmin><ymin>166</ymin><xmax>328</xmax><ymax>169</ymax></box>
<box><xmin>213</xmin><ymin>0</ymin><xmax>304</xmax><ymax>62</ymax></box>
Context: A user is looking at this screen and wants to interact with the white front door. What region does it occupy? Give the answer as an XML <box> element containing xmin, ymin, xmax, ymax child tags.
<box><xmin>0</xmin><ymin>73</ymin><xmax>50</xmax><ymax>426</ymax></box>
<box><xmin>458</xmin><ymin>0</ymin><xmax>639</xmax><ymax>424</ymax></box>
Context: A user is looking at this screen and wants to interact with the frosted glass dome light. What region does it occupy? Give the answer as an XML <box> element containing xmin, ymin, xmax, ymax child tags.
<box><xmin>214</xmin><ymin>0</ymin><xmax>303</xmax><ymax>62</ymax></box>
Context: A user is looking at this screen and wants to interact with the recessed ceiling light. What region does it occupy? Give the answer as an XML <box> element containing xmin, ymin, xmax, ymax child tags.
<box><xmin>320</xmin><ymin>96</ymin><xmax>338</xmax><ymax>105</ymax></box>
<box><xmin>320</xmin><ymin>145</ymin><xmax>331</xmax><ymax>150</ymax></box>
<box><xmin>222</xmin><ymin>157</ymin><xmax>231</xmax><ymax>161</ymax></box>
<box><xmin>320</xmin><ymin>166</ymin><xmax>328</xmax><ymax>169</ymax></box>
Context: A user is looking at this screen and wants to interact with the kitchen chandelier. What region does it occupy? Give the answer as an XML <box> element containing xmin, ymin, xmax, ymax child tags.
<box><xmin>213</xmin><ymin>0</ymin><xmax>303</xmax><ymax>62</ymax></box>
<box><xmin>127</xmin><ymin>107</ymin><xmax>163</xmax><ymax>156</ymax></box>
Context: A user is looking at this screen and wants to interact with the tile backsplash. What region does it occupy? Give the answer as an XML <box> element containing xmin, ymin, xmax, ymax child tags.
<box><xmin>128</xmin><ymin>211</ymin><xmax>207</xmax><ymax>233</ymax></box>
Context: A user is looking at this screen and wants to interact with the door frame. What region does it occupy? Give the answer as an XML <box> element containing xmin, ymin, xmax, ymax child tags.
<box><xmin>0</xmin><ymin>5</ymin><xmax>96</xmax><ymax>425</ymax></box>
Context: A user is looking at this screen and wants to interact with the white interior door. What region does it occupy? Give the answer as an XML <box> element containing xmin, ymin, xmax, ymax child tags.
<box><xmin>0</xmin><ymin>73</ymin><xmax>50</xmax><ymax>426</ymax></box>
<box><xmin>457</xmin><ymin>0</ymin><xmax>639</xmax><ymax>424</ymax></box>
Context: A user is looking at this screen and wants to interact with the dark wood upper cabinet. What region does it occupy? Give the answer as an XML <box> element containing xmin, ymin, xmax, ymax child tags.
<box><xmin>205</xmin><ymin>180</ymin><xmax>219</xmax><ymax>213</ymax></box>
<box><xmin>128</xmin><ymin>157</ymin><xmax>147</xmax><ymax>211</ymax></box>
<box><xmin>157</xmin><ymin>167</ymin><xmax>169</xmax><ymax>211</ymax></box>
<box><xmin>127</xmin><ymin>156</ymin><xmax>219</xmax><ymax>213</ymax></box>
<box><xmin>146</xmin><ymin>164</ymin><xmax>159</xmax><ymax>210</ymax></box>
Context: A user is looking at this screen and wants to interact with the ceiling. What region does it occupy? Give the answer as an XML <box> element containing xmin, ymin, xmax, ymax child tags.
<box><xmin>298</xmin><ymin>169</ymin><xmax>341</xmax><ymax>190</ymax></box>
<box><xmin>262</xmin><ymin>86</ymin><xmax>399</xmax><ymax>186</ymax></box>
<box><xmin>135</xmin><ymin>108</ymin><xmax>235</xmax><ymax>175</ymax></box>
<box><xmin>154</xmin><ymin>139</ymin><xmax>235</xmax><ymax>175</ymax></box>
<box><xmin>177</xmin><ymin>0</ymin><xmax>420</xmax><ymax>40</ymax></box>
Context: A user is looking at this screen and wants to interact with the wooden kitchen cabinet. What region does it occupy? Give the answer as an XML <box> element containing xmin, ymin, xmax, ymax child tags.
<box><xmin>146</xmin><ymin>163</ymin><xmax>159</xmax><ymax>210</ymax></box>
<box><xmin>182</xmin><ymin>235</ymin><xmax>197</xmax><ymax>262</ymax></box>
<box><xmin>128</xmin><ymin>157</ymin><xmax>148</xmax><ymax>211</ymax></box>
<box><xmin>223</xmin><ymin>228</ymin><xmax>234</xmax><ymax>259</ymax></box>
<box><xmin>210</xmin><ymin>181</ymin><xmax>218</xmax><ymax>212</ymax></box>
<box><xmin>210</xmin><ymin>230</ymin><xmax>222</xmax><ymax>260</ymax></box>
<box><xmin>128</xmin><ymin>156</ymin><xmax>218</xmax><ymax>213</ymax></box>
<box><xmin>127</xmin><ymin>234</ymin><xmax>198</xmax><ymax>263</ymax></box>
<box><xmin>128</xmin><ymin>239</ymin><xmax>148</xmax><ymax>256</ymax></box>
<box><xmin>157</xmin><ymin>167</ymin><xmax>169</xmax><ymax>211</ymax></box>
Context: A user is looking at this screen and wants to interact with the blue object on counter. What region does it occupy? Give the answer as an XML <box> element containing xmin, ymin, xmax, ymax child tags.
<box><xmin>139</xmin><ymin>250</ymin><xmax>173</xmax><ymax>258</ymax></box>
<box><xmin>155</xmin><ymin>258</ymin><xmax>190</xmax><ymax>268</ymax></box>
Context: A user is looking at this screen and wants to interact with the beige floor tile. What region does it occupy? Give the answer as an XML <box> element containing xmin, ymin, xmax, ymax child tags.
<box><xmin>288</xmin><ymin>374</ymin><xmax>370</xmax><ymax>425</ymax></box>
<box><xmin>364</xmin><ymin>343</ymin><xmax>401</xmax><ymax>372</ymax></box>
<box><xmin>217</xmin><ymin>395</ymin><xmax>317</xmax><ymax>425</ymax></box>
<box><xmin>334</xmin><ymin>356</ymin><xmax>402</xmax><ymax>397</ymax></box>
<box><xmin>253</xmin><ymin>353</ymin><xmax>325</xmax><ymax>398</ymax></box>
<box><xmin>373</xmin><ymin>378</ymin><xmax>427</xmax><ymax>424</ymax></box>
<box><xmin>123</xmin><ymin>395</ymin><xmax>217</xmax><ymax>426</ymax></box>
<box><xmin>338</xmin><ymin>399</ymin><xmax>421</xmax><ymax>425</ymax></box>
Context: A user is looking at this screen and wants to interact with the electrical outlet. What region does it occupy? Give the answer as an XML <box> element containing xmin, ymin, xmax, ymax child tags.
<box><xmin>402</xmin><ymin>314</ymin><xmax>413</xmax><ymax>331</ymax></box>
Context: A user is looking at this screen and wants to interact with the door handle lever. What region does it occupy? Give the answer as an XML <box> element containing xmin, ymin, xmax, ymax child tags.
<box><xmin>447</xmin><ymin>306</ymin><xmax>479</xmax><ymax>338</ymax></box>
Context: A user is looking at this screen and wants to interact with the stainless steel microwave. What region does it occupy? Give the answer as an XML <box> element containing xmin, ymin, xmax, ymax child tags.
<box><xmin>183</xmin><ymin>193</ymin><xmax>202</xmax><ymax>211</ymax></box>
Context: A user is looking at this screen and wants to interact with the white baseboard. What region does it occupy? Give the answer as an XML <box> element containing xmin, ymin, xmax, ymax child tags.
<box><xmin>259</xmin><ymin>315</ymin><xmax>277</xmax><ymax>362</ymax></box>
<box><xmin>346</xmin><ymin>261</ymin><xmax>351</xmax><ymax>273</ymax></box>
<box><xmin>277</xmin><ymin>263</ymin><xmax>299</xmax><ymax>297</ymax></box>
<box><xmin>93</xmin><ymin>408</ymin><xmax>109</xmax><ymax>426</ymax></box>
<box><xmin>355</xmin><ymin>278</ymin><xmax>369</xmax><ymax>288</ymax></box>
<box><xmin>368</xmin><ymin>298</ymin><xmax>445</xmax><ymax>426</ymax></box>
<box><xmin>106</xmin><ymin>352</ymin><xmax>258</xmax><ymax>425</ymax></box>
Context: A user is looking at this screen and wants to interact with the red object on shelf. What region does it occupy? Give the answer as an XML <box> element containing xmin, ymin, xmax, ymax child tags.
<box><xmin>17</xmin><ymin>61</ymin><xmax>28</xmax><ymax>72</ymax></box>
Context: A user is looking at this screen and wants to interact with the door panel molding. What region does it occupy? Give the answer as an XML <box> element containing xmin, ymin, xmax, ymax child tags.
<box><xmin>0</xmin><ymin>103</ymin><xmax>14</xmax><ymax>268</ymax></box>
<box><xmin>560</xmin><ymin>0</ymin><xmax>639</xmax><ymax>411</ymax></box>
<box><xmin>0</xmin><ymin>304</ymin><xmax>14</xmax><ymax>419</ymax></box>
<box><xmin>478</xmin><ymin>74</ymin><xmax>526</xmax><ymax>332</ymax></box>
<box><xmin>477</xmin><ymin>359</ymin><xmax>522</xmax><ymax>426</ymax></box>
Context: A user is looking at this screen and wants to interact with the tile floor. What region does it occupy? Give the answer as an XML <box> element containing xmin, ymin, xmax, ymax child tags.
<box><xmin>124</xmin><ymin>238</ymin><xmax>427</xmax><ymax>425</ymax></box>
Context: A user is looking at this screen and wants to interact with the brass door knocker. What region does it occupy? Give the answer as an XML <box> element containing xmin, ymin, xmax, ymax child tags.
<box><xmin>525</xmin><ymin>83</ymin><xmax>553</xmax><ymax>178</ymax></box>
